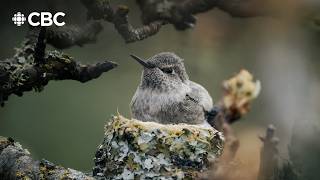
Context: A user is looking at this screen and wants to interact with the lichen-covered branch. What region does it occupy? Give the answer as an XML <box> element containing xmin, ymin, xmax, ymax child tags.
<box><xmin>198</xmin><ymin>70</ymin><xmax>260</xmax><ymax>179</ymax></box>
<box><xmin>46</xmin><ymin>21</ymin><xmax>103</xmax><ymax>49</ymax></box>
<box><xmin>0</xmin><ymin>137</ymin><xmax>93</xmax><ymax>180</ymax></box>
<box><xmin>208</xmin><ymin>70</ymin><xmax>261</xmax><ymax>131</ymax></box>
<box><xmin>0</xmin><ymin>27</ymin><xmax>117</xmax><ymax>106</ymax></box>
<box><xmin>216</xmin><ymin>70</ymin><xmax>259</xmax><ymax>162</ymax></box>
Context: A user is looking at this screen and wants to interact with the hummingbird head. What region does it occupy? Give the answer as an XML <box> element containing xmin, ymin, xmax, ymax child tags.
<box><xmin>130</xmin><ymin>52</ymin><xmax>189</xmax><ymax>90</ymax></box>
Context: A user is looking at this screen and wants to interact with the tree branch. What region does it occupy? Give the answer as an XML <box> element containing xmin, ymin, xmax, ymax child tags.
<box><xmin>113</xmin><ymin>6</ymin><xmax>167</xmax><ymax>43</ymax></box>
<box><xmin>208</xmin><ymin>70</ymin><xmax>261</xmax><ymax>130</ymax></box>
<box><xmin>81</xmin><ymin>0</ymin><xmax>166</xmax><ymax>43</ymax></box>
<box><xmin>258</xmin><ymin>125</ymin><xmax>299</xmax><ymax>180</ymax></box>
<box><xmin>0</xmin><ymin>27</ymin><xmax>117</xmax><ymax>106</ymax></box>
<box><xmin>0</xmin><ymin>137</ymin><xmax>93</xmax><ymax>180</ymax></box>
<box><xmin>137</xmin><ymin>0</ymin><xmax>270</xmax><ymax>30</ymax></box>
<box><xmin>46</xmin><ymin>21</ymin><xmax>104</xmax><ymax>49</ymax></box>
<box><xmin>257</xmin><ymin>124</ymin><xmax>279</xmax><ymax>180</ymax></box>
<box><xmin>80</xmin><ymin>0</ymin><xmax>271</xmax><ymax>43</ymax></box>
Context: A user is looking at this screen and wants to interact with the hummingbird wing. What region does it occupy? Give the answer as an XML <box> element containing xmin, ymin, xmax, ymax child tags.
<box><xmin>186</xmin><ymin>81</ymin><xmax>217</xmax><ymax>124</ymax></box>
<box><xmin>187</xmin><ymin>81</ymin><xmax>213</xmax><ymax>112</ymax></box>
<box><xmin>150</xmin><ymin>82</ymin><xmax>211</xmax><ymax>124</ymax></box>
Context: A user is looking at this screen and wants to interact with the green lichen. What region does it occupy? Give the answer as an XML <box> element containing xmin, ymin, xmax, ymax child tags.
<box><xmin>93</xmin><ymin>115</ymin><xmax>224</xmax><ymax>179</ymax></box>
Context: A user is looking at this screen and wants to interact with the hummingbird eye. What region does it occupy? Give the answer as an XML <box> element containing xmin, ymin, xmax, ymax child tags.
<box><xmin>160</xmin><ymin>67</ymin><xmax>174</xmax><ymax>74</ymax></box>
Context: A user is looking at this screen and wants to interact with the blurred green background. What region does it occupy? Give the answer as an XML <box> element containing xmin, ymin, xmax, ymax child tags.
<box><xmin>1</xmin><ymin>1</ymin><xmax>320</xmax><ymax>179</ymax></box>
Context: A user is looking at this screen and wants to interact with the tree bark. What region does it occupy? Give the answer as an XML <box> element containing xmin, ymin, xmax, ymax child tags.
<box><xmin>0</xmin><ymin>137</ymin><xmax>94</xmax><ymax>180</ymax></box>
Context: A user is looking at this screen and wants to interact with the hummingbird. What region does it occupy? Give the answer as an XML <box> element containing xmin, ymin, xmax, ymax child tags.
<box><xmin>130</xmin><ymin>52</ymin><xmax>217</xmax><ymax>127</ymax></box>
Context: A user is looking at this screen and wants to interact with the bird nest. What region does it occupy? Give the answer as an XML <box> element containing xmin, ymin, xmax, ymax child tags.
<box><xmin>93</xmin><ymin>115</ymin><xmax>224</xmax><ymax>179</ymax></box>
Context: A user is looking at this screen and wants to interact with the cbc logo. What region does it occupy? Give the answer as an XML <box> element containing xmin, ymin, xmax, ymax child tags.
<box><xmin>12</xmin><ymin>12</ymin><xmax>65</xmax><ymax>27</ymax></box>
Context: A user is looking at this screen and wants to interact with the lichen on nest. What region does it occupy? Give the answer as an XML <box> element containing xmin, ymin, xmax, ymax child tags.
<box><xmin>93</xmin><ymin>115</ymin><xmax>224</xmax><ymax>179</ymax></box>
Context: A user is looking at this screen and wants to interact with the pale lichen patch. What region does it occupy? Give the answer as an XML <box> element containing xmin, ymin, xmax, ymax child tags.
<box><xmin>94</xmin><ymin>115</ymin><xmax>224</xmax><ymax>179</ymax></box>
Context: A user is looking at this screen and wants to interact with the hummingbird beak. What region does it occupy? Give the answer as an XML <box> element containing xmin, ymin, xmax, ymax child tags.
<box><xmin>130</xmin><ymin>54</ymin><xmax>155</xmax><ymax>69</ymax></box>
